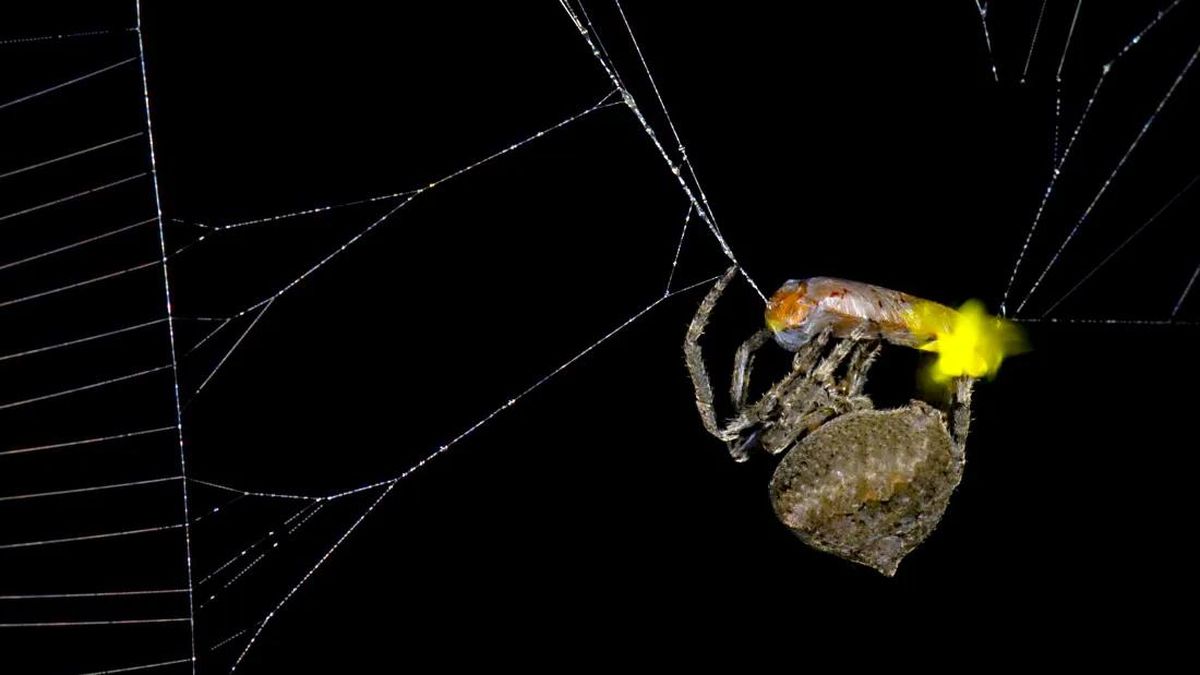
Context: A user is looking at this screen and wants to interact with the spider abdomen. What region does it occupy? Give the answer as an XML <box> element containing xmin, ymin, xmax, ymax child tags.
<box><xmin>768</xmin><ymin>402</ymin><xmax>964</xmax><ymax>576</ymax></box>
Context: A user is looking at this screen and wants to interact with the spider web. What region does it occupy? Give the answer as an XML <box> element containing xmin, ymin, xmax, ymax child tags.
<box><xmin>2</xmin><ymin>1</ymin><xmax>1198</xmax><ymax>672</ymax></box>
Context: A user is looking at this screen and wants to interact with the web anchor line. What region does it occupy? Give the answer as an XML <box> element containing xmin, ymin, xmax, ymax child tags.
<box><xmin>612</xmin><ymin>0</ymin><xmax>736</xmax><ymax>299</ymax></box>
<box><xmin>210</xmin><ymin>189</ymin><xmax>419</xmax><ymax>231</ymax></box>
<box><xmin>1016</xmin><ymin>39</ymin><xmax>1200</xmax><ymax>315</ymax></box>
<box><xmin>1039</xmin><ymin>172</ymin><xmax>1200</xmax><ymax>318</ymax></box>
<box><xmin>211</xmin><ymin>624</ymin><xmax>259</xmax><ymax>652</ymax></box>
<box><xmin>1172</xmin><ymin>262</ymin><xmax>1200</xmax><ymax>319</ymax></box>
<box><xmin>1052</xmin><ymin>0</ymin><xmax>1084</xmax><ymax>164</ymax></box>
<box><xmin>78</xmin><ymin>657</ymin><xmax>195</xmax><ymax>675</ymax></box>
<box><xmin>191</xmin><ymin>494</ymin><xmax>246</xmax><ymax>524</ymax></box>
<box><xmin>664</xmin><ymin>203</ymin><xmax>693</xmax><ymax>294</ymax></box>
<box><xmin>973</xmin><ymin>0</ymin><xmax>999</xmax><ymax>82</ymax></box>
<box><xmin>196</xmin><ymin>501</ymin><xmax>319</xmax><ymax>587</ymax></box>
<box><xmin>1001</xmin><ymin>0</ymin><xmax>1188</xmax><ymax>316</ymax></box>
<box><xmin>559</xmin><ymin>0</ymin><xmax>765</xmax><ymax>303</ymax></box>
<box><xmin>222</xmin><ymin>90</ymin><xmax>620</xmax><ymax>321</ymax></box>
<box><xmin>182</xmin><ymin>316</ymin><xmax>237</xmax><ymax>357</ymax></box>
<box><xmin>1014</xmin><ymin>317</ymin><xmax>1199</xmax><ymax>326</ymax></box>
<box><xmin>181</xmin><ymin>93</ymin><xmax>621</xmax><ymax>242</ymax></box>
<box><xmin>200</xmin><ymin>503</ymin><xmax>326</xmax><ymax>610</ymax></box>
<box><xmin>1020</xmin><ymin>0</ymin><xmax>1048</xmax><ymax>84</ymax></box>
<box><xmin>231</xmin><ymin>485</ymin><xmax>394</xmax><ymax>671</ymax></box>
<box><xmin>187</xmin><ymin>298</ymin><xmax>275</xmax><ymax>404</ymax></box>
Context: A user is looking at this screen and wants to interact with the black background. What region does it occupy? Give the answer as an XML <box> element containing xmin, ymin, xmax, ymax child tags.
<box><xmin>2</xmin><ymin>2</ymin><xmax>1198</xmax><ymax>672</ymax></box>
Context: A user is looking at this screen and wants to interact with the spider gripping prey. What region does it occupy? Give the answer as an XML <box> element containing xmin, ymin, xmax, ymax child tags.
<box><xmin>684</xmin><ymin>266</ymin><xmax>1024</xmax><ymax>575</ymax></box>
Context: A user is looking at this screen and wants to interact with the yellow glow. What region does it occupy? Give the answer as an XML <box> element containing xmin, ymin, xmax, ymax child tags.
<box><xmin>909</xmin><ymin>299</ymin><xmax>1027</xmax><ymax>382</ymax></box>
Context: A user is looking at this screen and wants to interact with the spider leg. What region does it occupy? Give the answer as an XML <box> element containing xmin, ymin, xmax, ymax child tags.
<box><xmin>731</xmin><ymin>328</ymin><xmax>772</xmax><ymax>409</ymax></box>
<box><xmin>764</xmin><ymin>367</ymin><xmax>872</xmax><ymax>455</ymax></box>
<box><xmin>725</xmin><ymin>356</ymin><xmax>820</xmax><ymax>459</ymax></box>
<box><xmin>726</xmin><ymin>328</ymin><xmax>834</xmax><ymax>456</ymax></box>
<box><xmin>757</xmin><ymin>331</ymin><xmax>879</xmax><ymax>456</ymax></box>
<box><xmin>741</xmin><ymin>331</ymin><xmax>828</xmax><ymax>425</ymax></box>
<box><xmin>843</xmin><ymin>340</ymin><xmax>882</xmax><ymax>397</ymax></box>
<box><xmin>948</xmin><ymin>376</ymin><xmax>975</xmax><ymax>453</ymax></box>
<box><xmin>759</xmin><ymin>389</ymin><xmax>834</xmax><ymax>454</ymax></box>
<box><xmin>811</xmin><ymin>326</ymin><xmax>869</xmax><ymax>386</ymax></box>
<box><xmin>683</xmin><ymin>265</ymin><xmax>745</xmax><ymax>444</ymax></box>
<box><xmin>765</xmin><ymin>406</ymin><xmax>840</xmax><ymax>454</ymax></box>
<box><xmin>791</xmin><ymin>326</ymin><xmax>833</xmax><ymax>373</ymax></box>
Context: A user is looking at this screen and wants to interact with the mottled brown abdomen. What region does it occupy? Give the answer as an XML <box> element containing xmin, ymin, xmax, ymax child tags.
<box><xmin>769</xmin><ymin>402</ymin><xmax>964</xmax><ymax>576</ymax></box>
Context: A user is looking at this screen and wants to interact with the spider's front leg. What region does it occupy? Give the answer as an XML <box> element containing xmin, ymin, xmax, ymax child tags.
<box><xmin>684</xmin><ymin>266</ymin><xmax>751</xmax><ymax>445</ymax></box>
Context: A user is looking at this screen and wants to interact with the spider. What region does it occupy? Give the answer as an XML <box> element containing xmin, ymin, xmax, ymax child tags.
<box><xmin>684</xmin><ymin>266</ymin><xmax>980</xmax><ymax>575</ymax></box>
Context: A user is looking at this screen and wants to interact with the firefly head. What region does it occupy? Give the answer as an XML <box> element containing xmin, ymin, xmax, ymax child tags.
<box><xmin>765</xmin><ymin>280</ymin><xmax>818</xmax><ymax>351</ymax></box>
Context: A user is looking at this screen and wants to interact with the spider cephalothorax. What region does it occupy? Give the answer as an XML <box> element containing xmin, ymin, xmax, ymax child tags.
<box><xmin>685</xmin><ymin>266</ymin><xmax>981</xmax><ymax>575</ymax></box>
